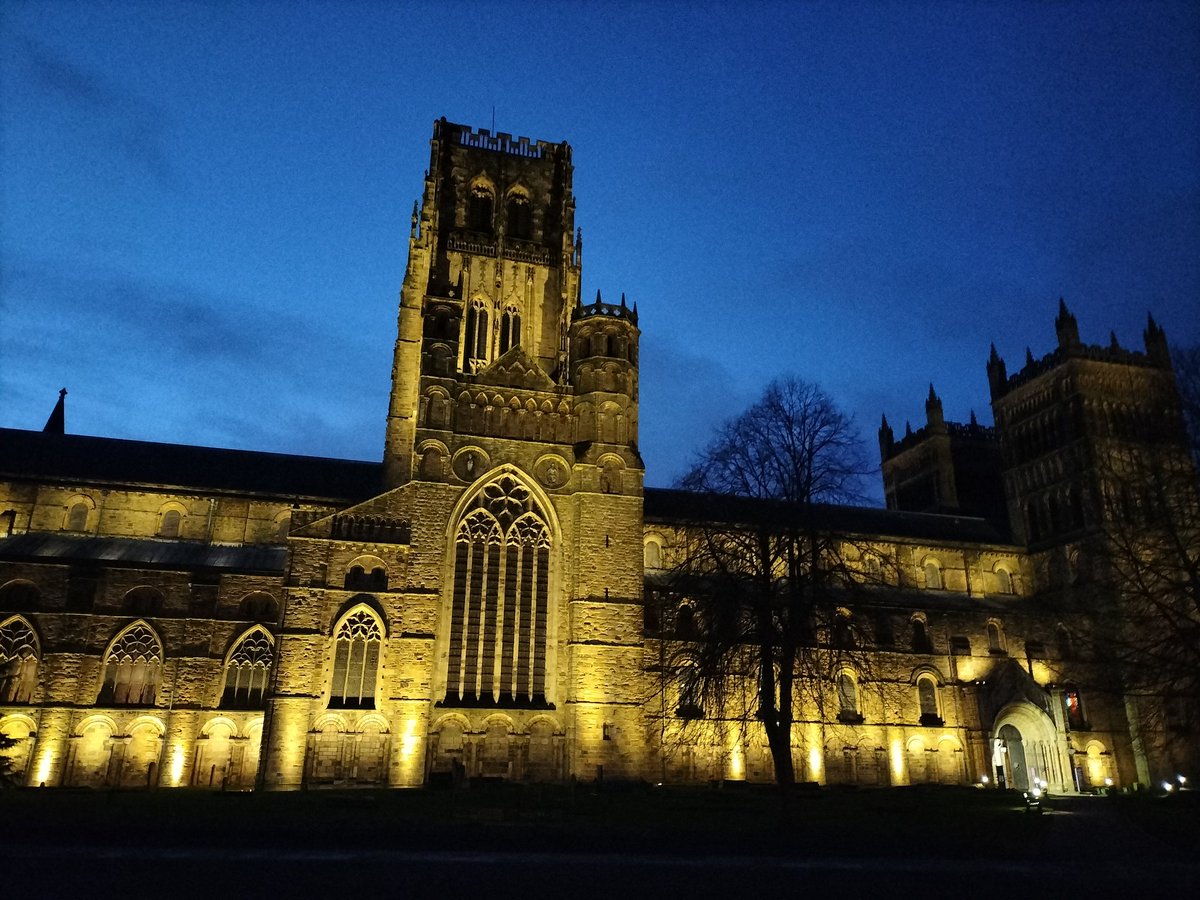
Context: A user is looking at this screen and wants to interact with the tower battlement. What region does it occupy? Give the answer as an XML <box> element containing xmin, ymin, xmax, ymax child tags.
<box><xmin>574</xmin><ymin>290</ymin><xmax>639</xmax><ymax>326</ymax></box>
<box><xmin>437</xmin><ymin>118</ymin><xmax>562</xmax><ymax>159</ymax></box>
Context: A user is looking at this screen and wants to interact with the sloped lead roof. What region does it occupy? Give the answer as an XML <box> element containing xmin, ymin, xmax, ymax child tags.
<box><xmin>0</xmin><ymin>428</ymin><xmax>382</xmax><ymax>502</ymax></box>
<box><xmin>0</xmin><ymin>532</ymin><xmax>286</xmax><ymax>575</ymax></box>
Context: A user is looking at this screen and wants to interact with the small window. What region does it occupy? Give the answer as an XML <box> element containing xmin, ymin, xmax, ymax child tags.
<box><xmin>924</xmin><ymin>560</ymin><xmax>943</xmax><ymax>591</ymax></box>
<box><xmin>66</xmin><ymin>501</ymin><xmax>90</xmax><ymax>532</ymax></box>
<box><xmin>506</xmin><ymin>193</ymin><xmax>532</xmax><ymax>240</ymax></box>
<box><xmin>950</xmin><ymin>635</ymin><xmax>972</xmax><ymax>656</ymax></box>
<box><xmin>1063</xmin><ymin>685</ymin><xmax>1086</xmax><ymax>730</ymax></box>
<box><xmin>986</xmin><ymin>621</ymin><xmax>1005</xmax><ymax>655</ymax></box>
<box><xmin>994</xmin><ymin>566</ymin><xmax>1013</xmax><ymax>595</ymax></box>
<box><xmin>1024</xmin><ymin>640</ymin><xmax>1045</xmax><ymax>658</ymax></box>
<box><xmin>910</xmin><ymin>617</ymin><xmax>932</xmax><ymax>653</ymax></box>
<box><xmin>837</xmin><ymin>673</ymin><xmax>861</xmax><ymax>722</ymax></box>
<box><xmin>499</xmin><ymin>306</ymin><xmax>521</xmax><ymax>355</ymax></box>
<box><xmin>917</xmin><ymin>677</ymin><xmax>941</xmax><ymax>726</ymax></box>
<box><xmin>159</xmin><ymin>509</ymin><xmax>182</xmax><ymax>538</ymax></box>
<box><xmin>675</xmin><ymin>605</ymin><xmax>698</xmax><ymax>641</ymax></box>
<box><xmin>125</xmin><ymin>586</ymin><xmax>163</xmax><ymax>616</ymax></box>
<box><xmin>468</xmin><ymin>185</ymin><xmax>493</xmax><ymax>232</ymax></box>
<box><xmin>643</xmin><ymin>539</ymin><xmax>662</xmax><ymax>570</ymax></box>
<box><xmin>241</xmin><ymin>592</ymin><xmax>277</xmax><ymax>621</ymax></box>
<box><xmin>832</xmin><ymin>610</ymin><xmax>855</xmax><ymax>649</ymax></box>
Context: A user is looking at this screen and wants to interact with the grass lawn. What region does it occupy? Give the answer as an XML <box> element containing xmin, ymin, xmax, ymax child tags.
<box><xmin>3</xmin><ymin>782</ymin><xmax>1196</xmax><ymax>863</ymax></box>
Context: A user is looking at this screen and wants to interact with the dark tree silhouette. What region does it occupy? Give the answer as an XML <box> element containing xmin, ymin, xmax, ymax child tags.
<box><xmin>658</xmin><ymin>377</ymin><xmax>886</xmax><ymax>788</ymax></box>
<box><xmin>1172</xmin><ymin>344</ymin><xmax>1200</xmax><ymax>473</ymax></box>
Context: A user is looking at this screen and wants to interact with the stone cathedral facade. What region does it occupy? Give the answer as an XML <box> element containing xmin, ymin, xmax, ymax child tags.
<box><xmin>1</xmin><ymin>119</ymin><xmax>1195</xmax><ymax>793</ymax></box>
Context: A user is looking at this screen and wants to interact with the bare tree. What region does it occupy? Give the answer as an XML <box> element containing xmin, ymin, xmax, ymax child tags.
<box><xmin>1172</xmin><ymin>344</ymin><xmax>1200</xmax><ymax>472</ymax></box>
<box><xmin>1088</xmin><ymin>438</ymin><xmax>1200</xmax><ymax>776</ymax></box>
<box><xmin>656</xmin><ymin>377</ymin><xmax>884</xmax><ymax>788</ymax></box>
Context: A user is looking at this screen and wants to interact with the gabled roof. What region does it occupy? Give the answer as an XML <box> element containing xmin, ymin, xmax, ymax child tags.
<box><xmin>644</xmin><ymin>488</ymin><xmax>1015</xmax><ymax>547</ymax></box>
<box><xmin>0</xmin><ymin>428</ymin><xmax>382</xmax><ymax>502</ymax></box>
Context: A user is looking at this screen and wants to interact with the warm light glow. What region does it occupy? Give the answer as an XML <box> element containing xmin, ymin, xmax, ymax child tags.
<box><xmin>401</xmin><ymin>719</ymin><xmax>420</xmax><ymax>758</ymax></box>
<box><xmin>889</xmin><ymin>739</ymin><xmax>904</xmax><ymax>782</ymax></box>
<box><xmin>1179</xmin><ymin>775</ymin><xmax>1188</xmax><ymax>785</ymax></box>
<box><xmin>35</xmin><ymin>751</ymin><xmax>53</xmax><ymax>786</ymax></box>
<box><xmin>728</xmin><ymin>744</ymin><xmax>744</xmax><ymax>779</ymax></box>
<box><xmin>1104</xmin><ymin>777</ymin><xmax>1113</xmax><ymax>787</ymax></box>
<box><xmin>168</xmin><ymin>743</ymin><xmax>185</xmax><ymax>786</ymax></box>
<box><xmin>808</xmin><ymin>745</ymin><xmax>823</xmax><ymax>780</ymax></box>
<box><xmin>981</xmin><ymin>775</ymin><xmax>990</xmax><ymax>784</ymax></box>
<box><xmin>1162</xmin><ymin>781</ymin><xmax>1174</xmax><ymax>792</ymax></box>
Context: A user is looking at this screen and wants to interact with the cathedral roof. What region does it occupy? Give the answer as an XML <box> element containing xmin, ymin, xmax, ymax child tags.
<box><xmin>644</xmin><ymin>488</ymin><xmax>1014</xmax><ymax>546</ymax></box>
<box><xmin>0</xmin><ymin>428</ymin><xmax>382</xmax><ymax>502</ymax></box>
<box><xmin>0</xmin><ymin>532</ymin><xmax>286</xmax><ymax>575</ymax></box>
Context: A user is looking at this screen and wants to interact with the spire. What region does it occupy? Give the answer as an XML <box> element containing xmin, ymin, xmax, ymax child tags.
<box><xmin>878</xmin><ymin>413</ymin><xmax>895</xmax><ymax>460</ymax></box>
<box><xmin>969</xmin><ymin>409</ymin><xmax>978</xmax><ymax>427</ymax></box>
<box><xmin>1025</xmin><ymin>347</ymin><xmax>1036</xmax><ymax>366</ymax></box>
<box><xmin>43</xmin><ymin>388</ymin><xmax>66</xmax><ymax>434</ymax></box>
<box><xmin>1109</xmin><ymin>330</ymin><xmax>1120</xmax><ymax>350</ymax></box>
<box><xmin>986</xmin><ymin>343</ymin><xmax>1008</xmax><ymax>399</ymax></box>
<box><xmin>1143</xmin><ymin>310</ymin><xmax>1170</xmax><ymax>365</ymax></box>
<box><xmin>620</xmin><ymin>292</ymin><xmax>627</xmax><ymax>308</ymax></box>
<box><xmin>1054</xmin><ymin>296</ymin><xmax>1080</xmax><ymax>348</ymax></box>
<box><xmin>925</xmin><ymin>383</ymin><xmax>944</xmax><ymax>429</ymax></box>
<box><xmin>595</xmin><ymin>288</ymin><xmax>602</xmax><ymax>306</ymax></box>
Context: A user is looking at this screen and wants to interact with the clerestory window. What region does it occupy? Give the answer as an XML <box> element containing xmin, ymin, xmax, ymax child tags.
<box><xmin>99</xmin><ymin>622</ymin><xmax>162</xmax><ymax>706</ymax></box>
<box><xmin>221</xmin><ymin>627</ymin><xmax>274</xmax><ymax>709</ymax></box>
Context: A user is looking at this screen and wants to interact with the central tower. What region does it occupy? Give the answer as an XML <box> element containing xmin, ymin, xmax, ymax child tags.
<box><xmin>384</xmin><ymin>117</ymin><xmax>582</xmax><ymax>486</ymax></box>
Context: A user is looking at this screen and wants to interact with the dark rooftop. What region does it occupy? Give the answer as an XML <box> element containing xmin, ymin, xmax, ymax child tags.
<box><xmin>644</xmin><ymin>488</ymin><xmax>1014</xmax><ymax>546</ymax></box>
<box><xmin>0</xmin><ymin>428</ymin><xmax>383</xmax><ymax>502</ymax></box>
<box><xmin>0</xmin><ymin>533</ymin><xmax>286</xmax><ymax>575</ymax></box>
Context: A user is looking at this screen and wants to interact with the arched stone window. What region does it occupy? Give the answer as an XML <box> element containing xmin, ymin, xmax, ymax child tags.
<box><xmin>445</xmin><ymin>473</ymin><xmax>552</xmax><ymax>708</ymax></box>
<box><xmin>344</xmin><ymin>559</ymin><xmax>388</xmax><ymax>592</ymax></box>
<box><xmin>464</xmin><ymin>299</ymin><xmax>490</xmax><ymax>366</ymax></box>
<box><xmin>330</xmin><ymin>607</ymin><xmax>383</xmax><ymax>709</ymax></box>
<box><xmin>499</xmin><ymin>305</ymin><xmax>521</xmax><ymax>355</ymax></box>
<box><xmin>99</xmin><ymin>622</ymin><xmax>162</xmax><ymax>706</ymax></box>
<box><xmin>837</xmin><ymin>672</ymin><xmax>860</xmax><ymax>722</ymax></box>
<box><xmin>917</xmin><ymin>676</ymin><xmax>941</xmax><ymax>726</ymax></box>
<box><xmin>241</xmin><ymin>592</ymin><xmax>277</xmax><ymax>621</ymax></box>
<box><xmin>643</xmin><ymin>537</ymin><xmax>663</xmax><ymax>570</ymax></box>
<box><xmin>986</xmin><ymin>620</ymin><xmax>1006</xmax><ymax>655</ymax></box>
<box><xmin>125</xmin><ymin>586</ymin><xmax>164</xmax><ymax>616</ymax></box>
<box><xmin>910</xmin><ymin>615</ymin><xmax>932</xmax><ymax>653</ymax></box>
<box><xmin>506</xmin><ymin>192</ymin><xmax>531</xmax><ymax>240</ymax></box>
<box><xmin>0</xmin><ymin>616</ymin><xmax>39</xmax><ymax>703</ymax></box>
<box><xmin>158</xmin><ymin>508</ymin><xmax>183</xmax><ymax>538</ymax></box>
<box><xmin>993</xmin><ymin>565</ymin><xmax>1014</xmax><ymax>595</ymax></box>
<box><xmin>468</xmin><ymin>185</ymin><xmax>494</xmax><ymax>232</ymax></box>
<box><xmin>65</xmin><ymin>497</ymin><xmax>93</xmax><ymax>532</ymax></box>
<box><xmin>923</xmin><ymin>558</ymin><xmax>943</xmax><ymax>590</ymax></box>
<box><xmin>221</xmin><ymin>627</ymin><xmax>274</xmax><ymax>709</ymax></box>
<box><xmin>0</xmin><ymin>581</ymin><xmax>39</xmax><ymax>612</ymax></box>
<box><xmin>274</xmin><ymin>512</ymin><xmax>292</xmax><ymax>542</ymax></box>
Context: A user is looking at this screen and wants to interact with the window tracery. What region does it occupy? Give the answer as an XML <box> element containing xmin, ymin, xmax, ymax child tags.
<box><xmin>222</xmin><ymin>628</ymin><xmax>274</xmax><ymax>709</ymax></box>
<box><xmin>0</xmin><ymin>616</ymin><xmax>39</xmax><ymax>703</ymax></box>
<box><xmin>99</xmin><ymin>623</ymin><xmax>162</xmax><ymax>706</ymax></box>
<box><xmin>330</xmin><ymin>609</ymin><xmax>383</xmax><ymax>709</ymax></box>
<box><xmin>445</xmin><ymin>473</ymin><xmax>552</xmax><ymax>708</ymax></box>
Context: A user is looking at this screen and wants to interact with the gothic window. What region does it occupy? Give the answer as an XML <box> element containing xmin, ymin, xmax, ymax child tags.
<box><xmin>445</xmin><ymin>473</ymin><xmax>552</xmax><ymax>708</ymax></box>
<box><xmin>917</xmin><ymin>676</ymin><xmax>941</xmax><ymax>726</ymax></box>
<box><xmin>464</xmin><ymin>300</ymin><xmax>489</xmax><ymax>365</ymax></box>
<box><xmin>923</xmin><ymin>559</ymin><xmax>943</xmax><ymax>590</ymax></box>
<box><xmin>221</xmin><ymin>627</ymin><xmax>274</xmax><ymax>709</ymax></box>
<box><xmin>506</xmin><ymin>193</ymin><xmax>531</xmax><ymax>240</ymax></box>
<box><xmin>994</xmin><ymin>565</ymin><xmax>1014</xmax><ymax>595</ymax></box>
<box><xmin>98</xmin><ymin>622</ymin><xmax>162</xmax><ymax>706</ymax></box>
<box><xmin>159</xmin><ymin>508</ymin><xmax>182</xmax><ymax>538</ymax></box>
<box><xmin>0</xmin><ymin>616</ymin><xmax>39</xmax><ymax>703</ymax></box>
<box><xmin>468</xmin><ymin>185</ymin><xmax>494</xmax><ymax>232</ymax></box>
<box><xmin>499</xmin><ymin>305</ymin><xmax>521</xmax><ymax>355</ymax></box>
<box><xmin>330</xmin><ymin>608</ymin><xmax>383</xmax><ymax>709</ymax></box>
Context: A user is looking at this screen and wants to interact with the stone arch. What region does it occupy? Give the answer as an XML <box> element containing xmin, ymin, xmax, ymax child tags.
<box><xmin>643</xmin><ymin>533</ymin><xmax>664</xmax><ymax>570</ymax></box>
<box><xmin>0</xmin><ymin>580</ymin><xmax>39</xmax><ymax>612</ymax></box>
<box><xmin>120</xmin><ymin>718</ymin><xmax>165</xmax><ymax>788</ymax></box>
<box><xmin>991</xmin><ymin>701</ymin><xmax>1067</xmax><ymax>792</ymax></box>
<box><xmin>156</xmin><ymin>500</ymin><xmax>188</xmax><ymax>538</ymax></box>
<box><xmin>240</xmin><ymin>591</ymin><xmax>278</xmax><ymax>621</ymax></box>
<box><xmin>98</xmin><ymin>620</ymin><xmax>163</xmax><ymax>706</ymax></box>
<box><xmin>63</xmin><ymin>494</ymin><xmax>95</xmax><ymax>532</ymax></box>
<box><xmin>124</xmin><ymin>585</ymin><xmax>164</xmax><ymax>616</ymax></box>
<box><xmin>344</xmin><ymin>555</ymin><xmax>389</xmax><ymax>592</ymax></box>
<box><xmin>437</xmin><ymin>466</ymin><xmax>561</xmax><ymax>710</ymax></box>
<box><xmin>0</xmin><ymin>712</ymin><xmax>37</xmax><ymax>783</ymax></box>
<box><xmin>220</xmin><ymin>625</ymin><xmax>274</xmax><ymax>709</ymax></box>
<box><xmin>328</xmin><ymin>604</ymin><xmax>386</xmax><ymax>710</ymax></box>
<box><xmin>69</xmin><ymin>715</ymin><xmax>118</xmax><ymax>787</ymax></box>
<box><xmin>922</xmin><ymin>556</ymin><xmax>943</xmax><ymax>590</ymax></box>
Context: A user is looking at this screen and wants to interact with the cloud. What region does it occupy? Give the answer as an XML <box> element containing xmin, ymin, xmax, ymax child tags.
<box><xmin>16</xmin><ymin>35</ymin><xmax>178</xmax><ymax>187</ymax></box>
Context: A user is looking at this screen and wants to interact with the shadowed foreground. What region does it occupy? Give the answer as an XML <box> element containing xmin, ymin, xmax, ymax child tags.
<box><xmin>2</xmin><ymin>785</ymin><xmax>1197</xmax><ymax>897</ymax></box>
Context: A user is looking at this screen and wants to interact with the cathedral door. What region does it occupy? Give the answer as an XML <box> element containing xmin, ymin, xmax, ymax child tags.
<box><xmin>998</xmin><ymin>724</ymin><xmax>1028</xmax><ymax>790</ymax></box>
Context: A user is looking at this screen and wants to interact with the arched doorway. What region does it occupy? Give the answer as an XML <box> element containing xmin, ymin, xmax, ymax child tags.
<box><xmin>997</xmin><ymin>723</ymin><xmax>1029</xmax><ymax>790</ymax></box>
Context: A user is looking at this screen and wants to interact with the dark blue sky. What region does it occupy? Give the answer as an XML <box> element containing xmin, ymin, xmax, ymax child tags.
<box><xmin>2</xmin><ymin>1</ymin><xmax>1197</xmax><ymax>495</ymax></box>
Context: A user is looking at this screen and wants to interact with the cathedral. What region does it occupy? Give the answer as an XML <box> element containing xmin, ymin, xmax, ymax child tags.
<box><xmin>1</xmin><ymin>119</ymin><xmax>1195</xmax><ymax>793</ymax></box>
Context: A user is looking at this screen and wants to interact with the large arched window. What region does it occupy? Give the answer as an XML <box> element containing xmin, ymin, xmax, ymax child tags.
<box><xmin>837</xmin><ymin>672</ymin><xmax>861</xmax><ymax>723</ymax></box>
<box><xmin>917</xmin><ymin>676</ymin><xmax>941</xmax><ymax>726</ymax></box>
<box><xmin>0</xmin><ymin>616</ymin><xmax>39</xmax><ymax>703</ymax></box>
<box><xmin>506</xmin><ymin>192</ymin><xmax>531</xmax><ymax>240</ymax></box>
<box><xmin>158</xmin><ymin>506</ymin><xmax>184</xmax><ymax>538</ymax></box>
<box><xmin>65</xmin><ymin>497</ymin><xmax>93</xmax><ymax>532</ymax></box>
<box><xmin>330</xmin><ymin>607</ymin><xmax>383</xmax><ymax>709</ymax></box>
<box><xmin>99</xmin><ymin>622</ymin><xmax>162</xmax><ymax>706</ymax></box>
<box><xmin>923</xmin><ymin>559</ymin><xmax>943</xmax><ymax>591</ymax></box>
<box><xmin>445</xmin><ymin>473</ymin><xmax>552</xmax><ymax>708</ymax></box>
<box><xmin>221</xmin><ymin>627</ymin><xmax>274</xmax><ymax>709</ymax></box>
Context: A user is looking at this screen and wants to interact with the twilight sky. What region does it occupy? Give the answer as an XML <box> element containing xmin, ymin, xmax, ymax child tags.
<box><xmin>2</xmin><ymin>1</ymin><xmax>1197</xmax><ymax>498</ymax></box>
